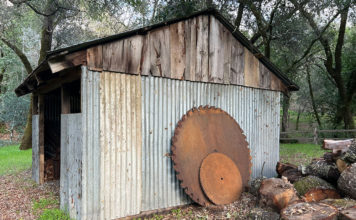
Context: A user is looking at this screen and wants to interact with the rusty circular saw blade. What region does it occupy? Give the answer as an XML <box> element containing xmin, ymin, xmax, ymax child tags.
<box><xmin>171</xmin><ymin>106</ymin><xmax>252</xmax><ymax>206</ymax></box>
<box><xmin>199</xmin><ymin>152</ymin><xmax>243</xmax><ymax>205</ymax></box>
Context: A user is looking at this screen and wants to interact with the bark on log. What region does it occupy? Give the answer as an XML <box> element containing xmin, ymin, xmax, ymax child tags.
<box><xmin>294</xmin><ymin>176</ymin><xmax>340</xmax><ymax>202</ymax></box>
<box><xmin>277</xmin><ymin>162</ymin><xmax>298</xmax><ymax>176</ymax></box>
<box><xmin>323</xmin><ymin>152</ymin><xmax>336</xmax><ymax>163</ymax></box>
<box><xmin>323</xmin><ymin>139</ymin><xmax>354</xmax><ymax>154</ymax></box>
<box><xmin>281</xmin><ymin>169</ymin><xmax>303</xmax><ymax>183</ymax></box>
<box><xmin>339</xmin><ymin>206</ymin><xmax>356</xmax><ymax>220</ymax></box>
<box><xmin>336</xmin><ymin>159</ymin><xmax>349</xmax><ymax>173</ymax></box>
<box><xmin>281</xmin><ymin>202</ymin><xmax>338</xmax><ymax>220</ymax></box>
<box><xmin>259</xmin><ymin>177</ymin><xmax>300</xmax><ymax>211</ymax></box>
<box><xmin>338</xmin><ymin>163</ymin><xmax>356</xmax><ymax>199</ymax></box>
<box><xmin>339</xmin><ymin>144</ymin><xmax>356</xmax><ymax>164</ymax></box>
<box><xmin>320</xmin><ymin>198</ymin><xmax>356</xmax><ymax>211</ymax></box>
<box><xmin>306</xmin><ymin>160</ymin><xmax>340</xmax><ymax>183</ymax></box>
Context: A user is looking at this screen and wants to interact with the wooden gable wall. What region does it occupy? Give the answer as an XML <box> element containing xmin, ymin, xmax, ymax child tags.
<box><xmin>86</xmin><ymin>15</ymin><xmax>287</xmax><ymax>92</ymax></box>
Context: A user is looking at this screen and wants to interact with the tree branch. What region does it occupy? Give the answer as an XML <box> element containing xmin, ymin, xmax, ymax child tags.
<box><xmin>233</xmin><ymin>2</ymin><xmax>244</xmax><ymax>31</ymax></box>
<box><xmin>334</xmin><ymin>7</ymin><xmax>349</xmax><ymax>74</ymax></box>
<box><xmin>0</xmin><ymin>37</ymin><xmax>33</xmax><ymax>74</ymax></box>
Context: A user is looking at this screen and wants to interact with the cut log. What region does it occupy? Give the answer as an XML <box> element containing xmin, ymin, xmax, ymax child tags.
<box><xmin>321</xmin><ymin>198</ymin><xmax>356</xmax><ymax>211</ymax></box>
<box><xmin>249</xmin><ymin>177</ymin><xmax>266</xmax><ymax>196</ymax></box>
<box><xmin>338</xmin><ymin>163</ymin><xmax>356</xmax><ymax>199</ymax></box>
<box><xmin>323</xmin><ymin>152</ymin><xmax>336</xmax><ymax>163</ymax></box>
<box><xmin>294</xmin><ymin>176</ymin><xmax>340</xmax><ymax>202</ymax></box>
<box><xmin>259</xmin><ymin>177</ymin><xmax>300</xmax><ymax>211</ymax></box>
<box><xmin>306</xmin><ymin>160</ymin><xmax>340</xmax><ymax>183</ymax></box>
<box><xmin>281</xmin><ymin>202</ymin><xmax>338</xmax><ymax>220</ymax></box>
<box><xmin>339</xmin><ymin>206</ymin><xmax>356</xmax><ymax>220</ymax></box>
<box><xmin>323</xmin><ymin>139</ymin><xmax>354</xmax><ymax>154</ymax></box>
<box><xmin>248</xmin><ymin>208</ymin><xmax>280</xmax><ymax>220</ymax></box>
<box><xmin>281</xmin><ymin>169</ymin><xmax>303</xmax><ymax>183</ymax></box>
<box><xmin>277</xmin><ymin>162</ymin><xmax>298</xmax><ymax>176</ymax></box>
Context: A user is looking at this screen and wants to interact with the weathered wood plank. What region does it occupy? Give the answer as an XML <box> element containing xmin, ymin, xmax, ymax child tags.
<box><xmin>196</xmin><ymin>15</ymin><xmax>209</xmax><ymax>82</ymax></box>
<box><xmin>48</xmin><ymin>50</ymin><xmax>86</xmax><ymax>74</ymax></box>
<box><xmin>184</xmin><ymin>18</ymin><xmax>196</xmax><ymax>81</ymax></box>
<box><xmin>230</xmin><ymin>40</ymin><xmax>244</xmax><ymax>85</ymax></box>
<box><xmin>222</xmin><ymin>26</ymin><xmax>232</xmax><ymax>84</ymax></box>
<box><xmin>208</xmin><ymin>16</ymin><xmax>224</xmax><ymax>83</ymax></box>
<box><xmin>87</xmin><ymin>45</ymin><xmax>103</xmax><ymax>71</ymax></box>
<box><xmin>259</xmin><ymin>64</ymin><xmax>271</xmax><ymax>89</ymax></box>
<box><xmin>170</xmin><ymin>22</ymin><xmax>186</xmax><ymax>80</ymax></box>
<box><xmin>270</xmin><ymin>72</ymin><xmax>281</xmax><ymax>91</ymax></box>
<box><xmin>61</xmin><ymin>84</ymin><xmax>70</xmax><ymax>114</ymax></box>
<box><xmin>149</xmin><ymin>26</ymin><xmax>170</xmax><ymax>77</ymax></box>
<box><xmin>103</xmin><ymin>36</ymin><xmax>143</xmax><ymax>74</ymax></box>
<box><xmin>140</xmin><ymin>35</ymin><xmax>150</xmax><ymax>76</ymax></box>
<box><xmin>244</xmin><ymin>48</ymin><xmax>260</xmax><ymax>87</ymax></box>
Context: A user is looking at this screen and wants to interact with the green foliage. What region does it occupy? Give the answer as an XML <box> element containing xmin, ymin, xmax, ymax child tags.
<box><xmin>0</xmin><ymin>145</ymin><xmax>31</xmax><ymax>175</ymax></box>
<box><xmin>37</xmin><ymin>209</ymin><xmax>71</xmax><ymax>220</ymax></box>
<box><xmin>280</xmin><ymin>143</ymin><xmax>325</xmax><ymax>165</ymax></box>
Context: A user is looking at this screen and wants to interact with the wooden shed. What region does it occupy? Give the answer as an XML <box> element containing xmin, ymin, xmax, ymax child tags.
<box><xmin>15</xmin><ymin>9</ymin><xmax>298</xmax><ymax>220</ymax></box>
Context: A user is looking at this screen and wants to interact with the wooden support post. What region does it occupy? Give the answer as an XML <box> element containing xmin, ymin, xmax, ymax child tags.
<box><xmin>38</xmin><ymin>95</ymin><xmax>45</xmax><ymax>184</ymax></box>
<box><xmin>61</xmin><ymin>84</ymin><xmax>70</xmax><ymax>114</ymax></box>
<box><xmin>313</xmin><ymin>127</ymin><xmax>318</xmax><ymax>145</ymax></box>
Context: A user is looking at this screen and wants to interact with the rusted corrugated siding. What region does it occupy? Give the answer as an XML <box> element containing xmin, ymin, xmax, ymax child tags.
<box><xmin>99</xmin><ymin>72</ymin><xmax>142</xmax><ymax>219</ymax></box>
<box><xmin>32</xmin><ymin>115</ymin><xmax>39</xmax><ymax>183</ymax></box>
<box><xmin>60</xmin><ymin>113</ymin><xmax>82</xmax><ymax>220</ymax></box>
<box><xmin>141</xmin><ymin>77</ymin><xmax>280</xmax><ymax>211</ymax></box>
<box><xmin>81</xmin><ymin>67</ymin><xmax>101</xmax><ymax>219</ymax></box>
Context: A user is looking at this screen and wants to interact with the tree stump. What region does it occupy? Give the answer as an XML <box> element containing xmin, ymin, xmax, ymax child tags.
<box><xmin>294</xmin><ymin>176</ymin><xmax>340</xmax><ymax>202</ymax></box>
<box><xmin>306</xmin><ymin>160</ymin><xmax>340</xmax><ymax>183</ymax></box>
<box><xmin>338</xmin><ymin>163</ymin><xmax>356</xmax><ymax>199</ymax></box>
<box><xmin>259</xmin><ymin>177</ymin><xmax>300</xmax><ymax>211</ymax></box>
<box><xmin>281</xmin><ymin>202</ymin><xmax>338</xmax><ymax>220</ymax></box>
<box><xmin>339</xmin><ymin>206</ymin><xmax>356</xmax><ymax>220</ymax></box>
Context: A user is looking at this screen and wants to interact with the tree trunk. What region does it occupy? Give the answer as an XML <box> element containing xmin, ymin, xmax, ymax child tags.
<box><xmin>282</xmin><ymin>94</ymin><xmax>290</xmax><ymax>132</ymax></box>
<box><xmin>307</xmin><ymin>67</ymin><xmax>322</xmax><ymax>128</ymax></box>
<box><xmin>338</xmin><ymin>163</ymin><xmax>356</xmax><ymax>199</ymax></box>
<box><xmin>19</xmin><ymin>100</ymin><xmax>32</xmax><ymax>150</ymax></box>
<box><xmin>281</xmin><ymin>202</ymin><xmax>338</xmax><ymax>220</ymax></box>
<box><xmin>20</xmin><ymin>11</ymin><xmax>54</xmax><ymax>150</ymax></box>
<box><xmin>295</xmin><ymin>107</ymin><xmax>302</xmax><ymax>130</ymax></box>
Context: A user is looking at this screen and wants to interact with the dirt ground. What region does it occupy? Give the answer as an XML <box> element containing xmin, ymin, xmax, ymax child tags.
<box><xmin>0</xmin><ymin>169</ymin><xmax>278</xmax><ymax>220</ymax></box>
<box><xmin>0</xmin><ymin>170</ymin><xmax>59</xmax><ymax>220</ymax></box>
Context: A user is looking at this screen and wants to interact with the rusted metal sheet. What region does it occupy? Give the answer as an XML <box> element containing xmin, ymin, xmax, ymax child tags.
<box><xmin>32</xmin><ymin>115</ymin><xmax>39</xmax><ymax>183</ymax></box>
<box><xmin>171</xmin><ymin>106</ymin><xmax>250</xmax><ymax>206</ymax></box>
<box><xmin>141</xmin><ymin>76</ymin><xmax>280</xmax><ymax>211</ymax></box>
<box><xmin>99</xmin><ymin>72</ymin><xmax>142</xmax><ymax>219</ymax></box>
<box><xmin>200</xmin><ymin>152</ymin><xmax>243</xmax><ymax>205</ymax></box>
<box><xmin>81</xmin><ymin>67</ymin><xmax>101</xmax><ymax>219</ymax></box>
<box><xmin>60</xmin><ymin>113</ymin><xmax>82</xmax><ymax>220</ymax></box>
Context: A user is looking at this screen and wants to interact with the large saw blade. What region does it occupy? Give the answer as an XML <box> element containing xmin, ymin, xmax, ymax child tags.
<box><xmin>171</xmin><ymin>106</ymin><xmax>252</xmax><ymax>206</ymax></box>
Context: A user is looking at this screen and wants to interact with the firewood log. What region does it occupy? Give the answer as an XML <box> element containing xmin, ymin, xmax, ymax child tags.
<box><xmin>294</xmin><ymin>176</ymin><xmax>340</xmax><ymax>202</ymax></box>
<box><xmin>281</xmin><ymin>202</ymin><xmax>338</xmax><ymax>220</ymax></box>
<box><xmin>339</xmin><ymin>145</ymin><xmax>356</xmax><ymax>164</ymax></box>
<box><xmin>339</xmin><ymin>206</ymin><xmax>356</xmax><ymax>220</ymax></box>
<box><xmin>338</xmin><ymin>163</ymin><xmax>356</xmax><ymax>199</ymax></box>
<box><xmin>306</xmin><ymin>160</ymin><xmax>340</xmax><ymax>183</ymax></box>
<box><xmin>281</xmin><ymin>169</ymin><xmax>303</xmax><ymax>183</ymax></box>
<box><xmin>259</xmin><ymin>177</ymin><xmax>300</xmax><ymax>211</ymax></box>
<box><xmin>323</xmin><ymin>139</ymin><xmax>354</xmax><ymax>154</ymax></box>
<box><xmin>336</xmin><ymin>159</ymin><xmax>349</xmax><ymax>173</ymax></box>
<box><xmin>277</xmin><ymin>162</ymin><xmax>298</xmax><ymax>176</ymax></box>
<box><xmin>320</xmin><ymin>198</ymin><xmax>356</xmax><ymax>211</ymax></box>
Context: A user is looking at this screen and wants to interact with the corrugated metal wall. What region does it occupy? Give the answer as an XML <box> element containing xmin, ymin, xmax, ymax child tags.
<box><xmin>141</xmin><ymin>76</ymin><xmax>280</xmax><ymax>211</ymax></box>
<box><xmin>32</xmin><ymin>115</ymin><xmax>39</xmax><ymax>183</ymax></box>
<box><xmin>81</xmin><ymin>67</ymin><xmax>101</xmax><ymax>219</ymax></box>
<box><xmin>99</xmin><ymin>72</ymin><xmax>142</xmax><ymax>219</ymax></box>
<box><xmin>60</xmin><ymin>114</ymin><xmax>82</xmax><ymax>219</ymax></box>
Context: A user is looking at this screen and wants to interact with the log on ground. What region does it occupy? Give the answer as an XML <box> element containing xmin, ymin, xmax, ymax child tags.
<box><xmin>306</xmin><ymin>160</ymin><xmax>340</xmax><ymax>183</ymax></box>
<box><xmin>294</xmin><ymin>176</ymin><xmax>340</xmax><ymax>202</ymax></box>
<box><xmin>323</xmin><ymin>139</ymin><xmax>354</xmax><ymax>154</ymax></box>
<box><xmin>259</xmin><ymin>177</ymin><xmax>300</xmax><ymax>211</ymax></box>
<box><xmin>338</xmin><ymin>163</ymin><xmax>356</xmax><ymax>199</ymax></box>
<box><xmin>321</xmin><ymin>198</ymin><xmax>356</xmax><ymax>211</ymax></box>
<box><xmin>276</xmin><ymin>162</ymin><xmax>298</xmax><ymax>176</ymax></box>
<box><xmin>281</xmin><ymin>202</ymin><xmax>338</xmax><ymax>220</ymax></box>
<box><xmin>339</xmin><ymin>206</ymin><xmax>356</xmax><ymax>220</ymax></box>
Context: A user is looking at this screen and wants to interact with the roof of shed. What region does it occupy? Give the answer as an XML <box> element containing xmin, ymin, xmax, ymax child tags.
<box><xmin>15</xmin><ymin>8</ymin><xmax>298</xmax><ymax>96</ymax></box>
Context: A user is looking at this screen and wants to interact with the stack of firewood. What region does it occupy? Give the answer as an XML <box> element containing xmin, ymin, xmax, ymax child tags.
<box><xmin>253</xmin><ymin>139</ymin><xmax>356</xmax><ymax>220</ymax></box>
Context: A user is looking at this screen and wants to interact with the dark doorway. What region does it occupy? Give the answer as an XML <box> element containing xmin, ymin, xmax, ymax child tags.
<box><xmin>44</xmin><ymin>88</ymin><xmax>61</xmax><ymax>181</ymax></box>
